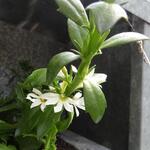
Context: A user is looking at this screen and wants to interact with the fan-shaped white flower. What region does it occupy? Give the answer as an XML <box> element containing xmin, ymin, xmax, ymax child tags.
<box><xmin>27</xmin><ymin>88</ymin><xmax>85</xmax><ymax>116</ymax></box>
<box><xmin>26</xmin><ymin>88</ymin><xmax>58</xmax><ymax>112</ymax></box>
<box><xmin>85</xmin><ymin>68</ymin><xmax>107</xmax><ymax>85</ymax></box>
<box><xmin>72</xmin><ymin>66</ymin><xmax>107</xmax><ymax>88</ymax></box>
<box><xmin>52</xmin><ymin>92</ymin><xmax>85</xmax><ymax>117</ymax></box>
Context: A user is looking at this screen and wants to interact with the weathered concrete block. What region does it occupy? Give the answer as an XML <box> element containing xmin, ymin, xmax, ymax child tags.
<box><xmin>61</xmin><ymin>131</ymin><xmax>110</xmax><ymax>150</ymax></box>
<box><xmin>0</xmin><ymin>21</ymin><xmax>64</xmax><ymax>96</ymax></box>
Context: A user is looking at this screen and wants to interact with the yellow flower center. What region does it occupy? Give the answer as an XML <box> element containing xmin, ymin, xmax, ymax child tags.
<box><xmin>59</xmin><ymin>95</ymin><xmax>67</xmax><ymax>102</ymax></box>
<box><xmin>40</xmin><ymin>98</ymin><xmax>46</xmax><ymax>103</ymax></box>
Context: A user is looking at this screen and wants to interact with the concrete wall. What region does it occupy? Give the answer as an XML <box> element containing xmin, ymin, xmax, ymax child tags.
<box><xmin>0</xmin><ymin>21</ymin><xmax>65</xmax><ymax>97</ymax></box>
<box><xmin>70</xmin><ymin>21</ymin><xmax>131</xmax><ymax>150</ymax></box>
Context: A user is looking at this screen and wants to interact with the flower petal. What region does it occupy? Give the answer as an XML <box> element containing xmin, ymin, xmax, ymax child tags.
<box><xmin>49</xmin><ymin>86</ymin><xmax>56</xmax><ymax>92</ymax></box>
<box><xmin>71</xmin><ymin>65</ymin><xmax>78</xmax><ymax>73</ymax></box>
<box><xmin>45</xmin><ymin>97</ymin><xmax>58</xmax><ymax>105</ymax></box>
<box><xmin>54</xmin><ymin>102</ymin><xmax>63</xmax><ymax>113</ymax></box>
<box><xmin>57</xmin><ymin>70</ymin><xmax>65</xmax><ymax>78</ymax></box>
<box><xmin>27</xmin><ymin>93</ymin><xmax>39</xmax><ymax>99</ymax></box>
<box><xmin>75</xmin><ymin>98</ymin><xmax>85</xmax><ymax>111</ymax></box>
<box><xmin>73</xmin><ymin>92</ymin><xmax>82</xmax><ymax>99</ymax></box>
<box><xmin>64</xmin><ymin>102</ymin><xmax>73</xmax><ymax>112</ymax></box>
<box><xmin>26</xmin><ymin>95</ymin><xmax>36</xmax><ymax>102</ymax></box>
<box><xmin>74</xmin><ymin>106</ymin><xmax>80</xmax><ymax>117</ymax></box>
<box><xmin>41</xmin><ymin>93</ymin><xmax>59</xmax><ymax>99</ymax></box>
<box><xmin>87</xmin><ymin>68</ymin><xmax>95</xmax><ymax>78</ymax></box>
<box><xmin>33</xmin><ymin>88</ymin><xmax>42</xmax><ymax>96</ymax></box>
<box><xmin>30</xmin><ymin>100</ymin><xmax>41</xmax><ymax>108</ymax></box>
<box><xmin>92</xmin><ymin>73</ymin><xmax>107</xmax><ymax>84</ymax></box>
<box><xmin>40</xmin><ymin>103</ymin><xmax>46</xmax><ymax>112</ymax></box>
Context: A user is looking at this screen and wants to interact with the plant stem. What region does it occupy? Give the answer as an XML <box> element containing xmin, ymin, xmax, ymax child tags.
<box><xmin>65</xmin><ymin>57</ymin><xmax>92</xmax><ymax>96</ymax></box>
<box><xmin>45</xmin><ymin>125</ymin><xmax>57</xmax><ymax>150</ymax></box>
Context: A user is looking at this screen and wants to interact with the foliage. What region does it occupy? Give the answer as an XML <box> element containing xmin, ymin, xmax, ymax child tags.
<box><xmin>0</xmin><ymin>0</ymin><xmax>149</xmax><ymax>149</ymax></box>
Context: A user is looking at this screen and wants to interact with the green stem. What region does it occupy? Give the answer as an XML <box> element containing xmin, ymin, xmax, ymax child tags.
<box><xmin>65</xmin><ymin>57</ymin><xmax>92</xmax><ymax>96</ymax></box>
<box><xmin>45</xmin><ymin>125</ymin><xmax>57</xmax><ymax>150</ymax></box>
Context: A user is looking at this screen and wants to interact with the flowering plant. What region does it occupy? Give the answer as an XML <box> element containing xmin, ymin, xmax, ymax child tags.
<box><xmin>0</xmin><ymin>0</ymin><xmax>149</xmax><ymax>149</ymax></box>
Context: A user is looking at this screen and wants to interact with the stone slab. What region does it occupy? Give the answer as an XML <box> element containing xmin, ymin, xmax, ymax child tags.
<box><xmin>61</xmin><ymin>131</ymin><xmax>110</xmax><ymax>150</ymax></box>
<box><xmin>117</xmin><ymin>0</ymin><xmax>150</xmax><ymax>24</ymax></box>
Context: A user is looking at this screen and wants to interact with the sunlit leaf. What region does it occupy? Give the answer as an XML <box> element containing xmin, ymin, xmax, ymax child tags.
<box><xmin>47</xmin><ymin>52</ymin><xmax>80</xmax><ymax>84</ymax></box>
<box><xmin>87</xmin><ymin>1</ymin><xmax>128</xmax><ymax>33</ymax></box>
<box><xmin>101</xmin><ymin>32</ymin><xmax>149</xmax><ymax>49</ymax></box>
<box><xmin>68</xmin><ymin>19</ymin><xmax>90</xmax><ymax>52</ymax></box>
<box><xmin>83</xmin><ymin>80</ymin><xmax>107</xmax><ymax>123</ymax></box>
<box><xmin>55</xmin><ymin>0</ymin><xmax>89</xmax><ymax>27</ymax></box>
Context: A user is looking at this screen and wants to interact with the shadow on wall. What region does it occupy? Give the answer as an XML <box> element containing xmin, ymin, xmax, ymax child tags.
<box><xmin>0</xmin><ymin>0</ymin><xmax>98</xmax><ymax>42</ymax></box>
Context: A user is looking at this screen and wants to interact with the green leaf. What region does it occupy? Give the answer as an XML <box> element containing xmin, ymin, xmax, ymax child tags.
<box><xmin>68</xmin><ymin>19</ymin><xmax>90</xmax><ymax>52</ymax></box>
<box><xmin>0</xmin><ymin>144</ymin><xmax>16</xmax><ymax>150</ymax></box>
<box><xmin>101</xmin><ymin>32</ymin><xmax>149</xmax><ymax>49</ymax></box>
<box><xmin>16</xmin><ymin>136</ymin><xmax>41</xmax><ymax>150</ymax></box>
<box><xmin>0</xmin><ymin>103</ymin><xmax>17</xmax><ymax>113</ymax></box>
<box><xmin>47</xmin><ymin>52</ymin><xmax>80</xmax><ymax>84</ymax></box>
<box><xmin>83</xmin><ymin>80</ymin><xmax>107</xmax><ymax>123</ymax></box>
<box><xmin>55</xmin><ymin>0</ymin><xmax>89</xmax><ymax>27</ymax></box>
<box><xmin>105</xmin><ymin>0</ymin><xmax>115</xmax><ymax>3</ymax></box>
<box><xmin>23</xmin><ymin>68</ymin><xmax>47</xmax><ymax>89</ymax></box>
<box><xmin>57</xmin><ymin>112</ymin><xmax>74</xmax><ymax>132</ymax></box>
<box><xmin>15</xmin><ymin>83</ymin><xmax>25</xmax><ymax>103</ymax></box>
<box><xmin>0</xmin><ymin>120</ymin><xmax>15</xmax><ymax>135</ymax></box>
<box><xmin>36</xmin><ymin>107</ymin><xmax>55</xmax><ymax>139</ymax></box>
<box><xmin>87</xmin><ymin>28</ymin><xmax>110</xmax><ymax>56</ymax></box>
<box><xmin>16</xmin><ymin>107</ymin><xmax>42</xmax><ymax>136</ymax></box>
<box><xmin>87</xmin><ymin>1</ymin><xmax>128</xmax><ymax>33</ymax></box>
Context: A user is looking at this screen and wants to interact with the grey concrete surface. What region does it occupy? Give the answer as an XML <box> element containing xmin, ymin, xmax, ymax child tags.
<box><xmin>129</xmin><ymin>16</ymin><xmax>150</xmax><ymax>150</ymax></box>
<box><xmin>0</xmin><ymin>21</ymin><xmax>64</xmax><ymax>96</ymax></box>
<box><xmin>61</xmin><ymin>131</ymin><xmax>110</xmax><ymax>150</ymax></box>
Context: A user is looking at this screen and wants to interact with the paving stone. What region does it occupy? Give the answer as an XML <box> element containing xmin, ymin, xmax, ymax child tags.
<box><xmin>61</xmin><ymin>131</ymin><xmax>110</xmax><ymax>150</ymax></box>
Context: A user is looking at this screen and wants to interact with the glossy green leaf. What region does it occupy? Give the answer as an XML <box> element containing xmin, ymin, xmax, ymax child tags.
<box><xmin>55</xmin><ymin>0</ymin><xmax>89</xmax><ymax>27</ymax></box>
<box><xmin>0</xmin><ymin>144</ymin><xmax>16</xmax><ymax>150</ymax></box>
<box><xmin>87</xmin><ymin>28</ymin><xmax>110</xmax><ymax>56</ymax></box>
<box><xmin>57</xmin><ymin>112</ymin><xmax>74</xmax><ymax>132</ymax></box>
<box><xmin>101</xmin><ymin>32</ymin><xmax>149</xmax><ymax>49</ymax></box>
<box><xmin>23</xmin><ymin>68</ymin><xmax>47</xmax><ymax>89</ymax></box>
<box><xmin>83</xmin><ymin>80</ymin><xmax>107</xmax><ymax>123</ymax></box>
<box><xmin>47</xmin><ymin>52</ymin><xmax>80</xmax><ymax>84</ymax></box>
<box><xmin>68</xmin><ymin>19</ymin><xmax>90</xmax><ymax>52</ymax></box>
<box><xmin>36</xmin><ymin>107</ymin><xmax>58</xmax><ymax>139</ymax></box>
<box><xmin>87</xmin><ymin>1</ymin><xmax>128</xmax><ymax>33</ymax></box>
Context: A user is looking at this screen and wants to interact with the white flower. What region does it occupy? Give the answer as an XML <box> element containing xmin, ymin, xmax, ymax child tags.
<box><xmin>71</xmin><ymin>65</ymin><xmax>78</xmax><ymax>73</ymax></box>
<box><xmin>69</xmin><ymin>92</ymin><xmax>85</xmax><ymax>117</ymax></box>
<box><xmin>27</xmin><ymin>88</ymin><xmax>85</xmax><ymax>117</ymax></box>
<box><xmin>45</xmin><ymin>91</ymin><xmax>85</xmax><ymax>117</ymax></box>
<box><xmin>85</xmin><ymin>68</ymin><xmax>107</xmax><ymax>85</ymax></box>
<box><xmin>26</xmin><ymin>88</ymin><xmax>58</xmax><ymax>112</ymax></box>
